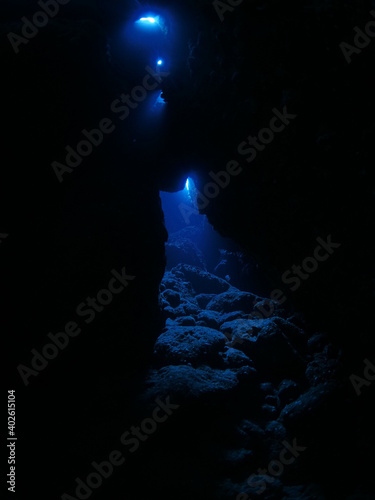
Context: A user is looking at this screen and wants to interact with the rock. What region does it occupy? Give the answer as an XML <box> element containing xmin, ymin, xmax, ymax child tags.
<box><xmin>273</xmin><ymin>316</ymin><xmax>309</xmax><ymax>354</ymax></box>
<box><xmin>159</xmin><ymin>296</ymin><xmax>169</xmax><ymax>310</ymax></box>
<box><xmin>196</xmin><ymin>320</ymin><xmax>207</xmax><ymax>327</ymax></box>
<box><xmin>279</xmin><ymin>381</ymin><xmax>337</xmax><ymax>427</ymax></box>
<box><xmin>143</xmin><ymin>365</ymin><xmax>239</xmax><ymax>401</ymax></box>
<box><xmin>237</xmin><ymin>420</ymin><xmax>266</xmax><ymax>449</ymax></box>
<box><xmin>172</xmin><ymin>264</ymin><xmax>231</xmax><ymax>294</ymax></box>
<box><xmin>180</xmin><ymin>299</ymin><xmax>200</xmax><ymax>316</ymax></box>
<box><xmin>239</xmin><ymin>318</ymin><xmax>307</xmax><ymax>378</ymax></box>
<box><xmin>154</xmin><ymin>325</ymin><xmax>227</xmax><ymax>366</ymax></box>
<box><xmin>286</xmin><ymin>313</ymin><xmax>307</xmax><ymax>330</ymax></box>
<box><xmin>206</xmin><ymin>289</ymin><xmax>258</xmax><ymax>313</ymax></box>
<box><xmin>260</xmin><ymin>382</ymin><xmax>276</xmax><ymax>394</ymax></box>
<box><xmin>278</xmin><ymin>379</ymin><xmax>302</xmax><ymax>406</ymax></box>
<box><xmin>196</xmin><ymin>293</ymin><xmax>216</xmax><ymax>309</ymax></box>
<box><xmin>305</xmin><ymin>352</ymin><xmax>339</xmax><ymax>386</ymax></box>
<box><xmin>236</xmin><ymin>365</ymin><xmax>258</xmax><ymax>383</ymax></box>
<box><xmin>197</xmin><ymin>310</ymin><xmax>246</xmax><ymax>330</ymax></box>
<box><xmin>220</xmin><ymin>317</ymin><xmax>263</xmax><ymax>339</ymax></box>
<box><xmin>175</xmin><ymin>316</ymin><xmax>196</xmax><ymax>326</ymax></box>
<box><xmin>165</xmin><ymin>238</ymin><xmax>206</xmax><ymax>270</ymax></box>
<box><xmin>163</xmin><ymin>304</ymin><xmax>186</xmax><ymax>320</ymax></box>
<box><xmin>161</xmin><ymin>276</ymin><xmax>185</xmax><ymax>293</ymax></box>
<box><xmin>253</xmin><ymin>298</ymin><xmax>282</xmax><ymax>319</ymax></box>
<box><xmin>262</xmin><ymin>404</ymin><xmax>278</xmax><ymax>419</ymax></box>
<box><xmin>218</xmin><ymin>448</ymin><xmax>254</xmax><ymax>468</ymax></box>
<box><xmin>282</xmin><ymin>483</ymin><xmax>326</xmax><ymax>499</ymax></box>
<box><xmin>215</xmin><ymin>477</ymin><xmax>282</xmax><ymax>500</ymax></box>
<box><xmin>264</xmin><ymin>420</ymin><xmax>287</xmax><ymax>441</ymax></box>
<box><xmin>197</xmin><ymin>310</ymin><xmax>221</xmax><ymax>329</ymax></box>
<box><xmin>221</xmin><ymin>347</ymin><xmax>253</xmax><ymax>368</ymax></box>
<box><xmin>167</xmin><ymin>226</ymin><xmax>205</xmax><ymax>262</ymax></box>
<box><xmin>235</xmin><ymin>474</ymin><xmax>283</xmax><ymax>498</ymax></box>
<box><xmin>307</xmin><ymin>333</ymin><xmax>329</xmax><ymax>353</ymax></box>
<box><xmin>161</xmin><ymin>289</ymin><xmax>181</xmax><ymax>307</ymax></box>
<box><xmin>214</xmin><ymin>258</ymin><xmax>230</xmax><ymax>278</ymax></box>
<box><xmin>161</xmin><ymin>270</ymin><xmax>195</xmax><ymax>297</ymax></box>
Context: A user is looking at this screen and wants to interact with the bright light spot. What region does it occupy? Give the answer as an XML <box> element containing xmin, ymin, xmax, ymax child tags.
<box><xmin>185</xmin><ymin>179</ymin><xmax>189</xmax><ymax>191</ymax></box>
<box><xmin>152</xmin><ymin>91</ymin><xmax>166</xmax><ymax>111</ymax></box>
<box><xmin>134</xmin><ymin>15</ymin><xmax>167</xmax><ymax>35</ymax></box>
<box><xmin>139</xmin><ymin>17</ymin><xmax>156</xmax><ymax>23</ymax></box>
<box><xmin>157</xmin><ymin>59</ymin><xmax>163</xmax><ymax>66</ymax></box>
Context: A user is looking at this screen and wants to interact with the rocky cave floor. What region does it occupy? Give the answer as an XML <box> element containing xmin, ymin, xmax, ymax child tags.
<box><xmin>131</xmin><ymin>262</ymin><xmax>374</xmax><ymax>500</ymax></box>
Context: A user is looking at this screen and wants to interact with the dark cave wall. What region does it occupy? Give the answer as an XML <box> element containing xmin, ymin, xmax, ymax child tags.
<box><xmin>1</xmin><ymin>17</ymin><xmax>168</xmax><ymax>494</ymax></box>
<box><xmin>1</xmin><ymin>15</ymin><xmax>168</xmax><ymax>379</ymax></box>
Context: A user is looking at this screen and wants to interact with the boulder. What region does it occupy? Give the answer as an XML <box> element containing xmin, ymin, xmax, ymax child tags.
<box><xmin>154</xmin><ymin>325</ymin><xmax>227</xmax><ymax>366</ymax></box>
<box><xmin>206</xmin><ymin>289</ymin><xmax>258</xmax><ymax>313</ymax></box>
<box><xmin>143</xmin><ymin>364</ymin><xmax>239</xmax><ymax>401</ymax></box>
<box><xmin>173</xmin><ymin>264</ymin><xmax>231</xmax><ymax>294</ymax></box>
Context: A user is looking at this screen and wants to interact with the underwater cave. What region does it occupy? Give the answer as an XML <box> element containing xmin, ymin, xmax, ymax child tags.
<box><xmin>2</xmin><ymin>1</ymin><xmax>375</xmax><ymax>499</ymax></box>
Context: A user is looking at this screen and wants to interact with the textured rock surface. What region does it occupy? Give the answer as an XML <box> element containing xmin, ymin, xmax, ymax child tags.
<box><xmin>143</xmin><ymin>364</ymin><xmax>239</xmax><ymax>401</ymax></box>
<box><xmin>154</xmin><ymin>325</ymin><xmax>227</xmax><ymax>367</ymax></box>
<box><xmin>139</xmin><ymin>263</ymin><xmax>369</xmax><ymax>499</ymax></box>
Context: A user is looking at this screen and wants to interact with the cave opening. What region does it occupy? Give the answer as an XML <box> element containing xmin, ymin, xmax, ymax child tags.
<box><xmin>160</xmin><ymin>176</ymin><xmax>261</xmax><ymax>292</ymax></box>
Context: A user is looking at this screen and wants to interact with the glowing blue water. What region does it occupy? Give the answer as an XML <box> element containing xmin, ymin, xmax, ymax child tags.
<box><xmin>139</xmin><ymin>17</ymin><xmax>156</xmax><ymax>24</ymax></box>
